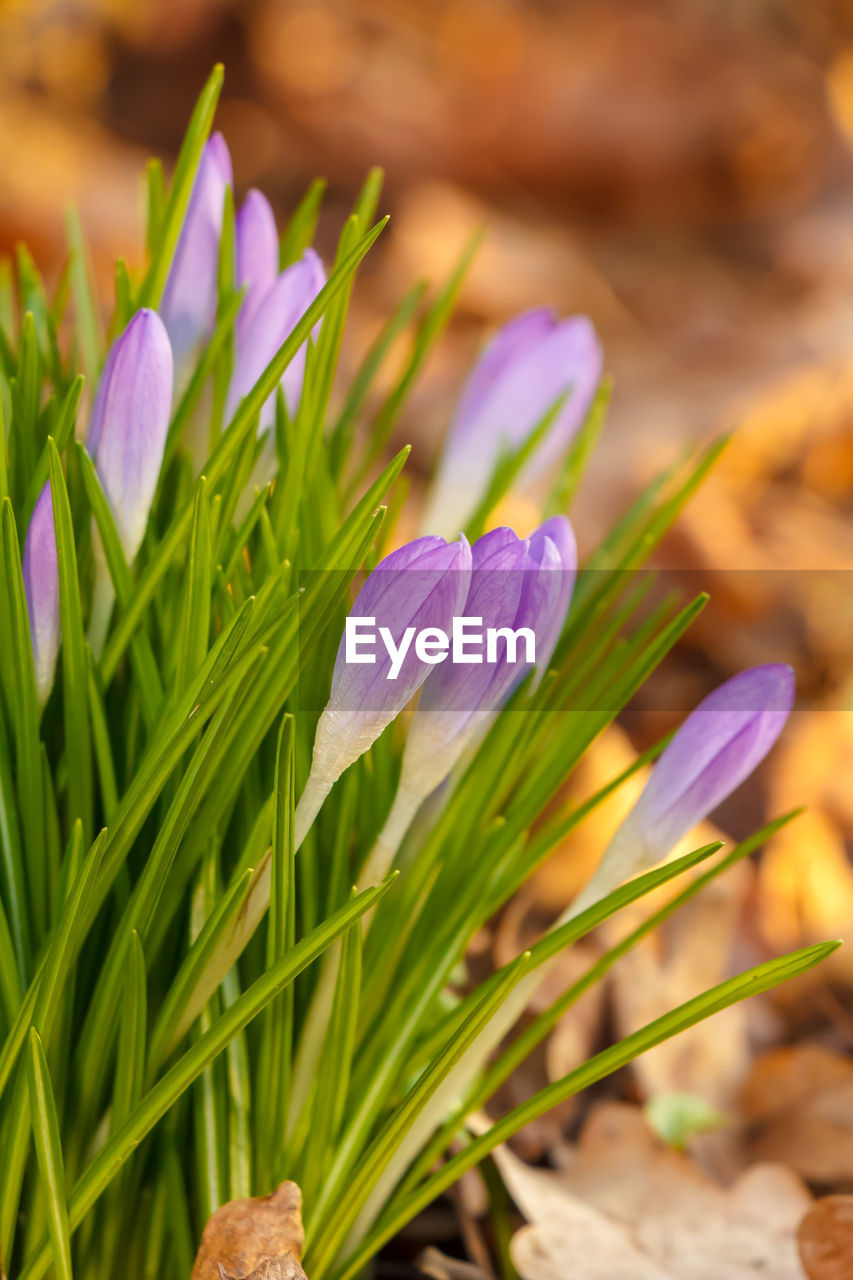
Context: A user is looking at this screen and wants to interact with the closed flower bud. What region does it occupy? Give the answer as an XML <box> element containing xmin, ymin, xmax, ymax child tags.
<box><xmin>573</xmin><ymin>663</ymin><xmax>796</xmax><ymax>913</ymax></box>
<box><xmin>226</xmin><ymin>248</ymin><xmax>326</xmax><ymax>434</ymax></box>
<box><xmin>403</xmin><ymin>520</ymin><xmax>575</xmax><ymax>795</ymax></box>
<box><xmin>362</xmin><ymin>519</ymin><xmax>576</xmax><ymax>882</ymax></box>
<box><xmin>422</xmin><ymin>309</ymin><xmax>602</xmax><ymax>537</ymax></box>
<box><xmin>22</xmin><ymin>483</ymin><xmax>59</xmax><ymax>708</ymax></box>
<box><xmin>88</xmin><ymin>309</ymin><xmax>174</xmax><ymax>561</ymax></box>
<box><xmin>235</xmin><ymin>188</ymin><xmax>279</xmax><ymax>338</ymax></box>
<box><xmin>295</xmin><ymin>535</ymin><xmax>473</xmax><ymax>845</ymax></box>
<box><xmin>160</xmin><ymin>132</ymin><xmax>233</xmax><ymax>368</ymax></box>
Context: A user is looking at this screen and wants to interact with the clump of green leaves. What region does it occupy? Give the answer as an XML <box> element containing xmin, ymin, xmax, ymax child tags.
<box><xmin>0</xmin><ymin>65</ymin><xmax>837</xmax><ymax>1280</ymax></box>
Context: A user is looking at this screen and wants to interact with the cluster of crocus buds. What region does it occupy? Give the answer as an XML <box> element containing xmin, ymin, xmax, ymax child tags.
<box><xmin>421</xmin><ymin>308</ymin><xmax>603</xmax><ymax>537</ymax></box>
<box><xmin>294</xmin><ymin>534</ymin><xmax>474</xmax><ymax>845</ymax></box>
<box><xmin>161</xmin><ymin>134</ymin><xmax>326</xmax><ymax>434</ymax></box>
<box><xmin>297</xmin><ymin>517</ymin><xmax>577</xmax><ymax>874</ymax></box>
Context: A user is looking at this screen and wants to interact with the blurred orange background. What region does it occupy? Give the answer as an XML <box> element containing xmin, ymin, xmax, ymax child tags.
<box><xmin>1</xmin><ymin>0</ymin><xmax>852</xmax><ymax>972</ymax></box>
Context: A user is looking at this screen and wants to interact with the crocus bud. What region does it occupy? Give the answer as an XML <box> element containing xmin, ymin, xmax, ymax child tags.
<box><xmin>422</xmin><ymin>309</ymin><xmax>603</xmax><ymax>537</ymax></box>
<box><xmin>361</xmin><ymin>519</ymin><xmax>576</xmax><ymax>882</ymax></box>
<box><xmin>295</xmin><ymin>534</ymin><xmax>473</xmax><ymax>845</ymax></box>
<box><xmin>160</xmin><ymin>132</ymin><xmax>233</xmax><ymax>368</ymax></box>
<box><xmin>22</xmin><ymin>483</ymin><xmax>59</xmax><ymax>708</ymax></box>
<box><xmin>572</xmin><ymin>663</ymin><xmax>796</xmax><ymax>914</ymax></box>
<box><xmin>403</xmin><ymin>520</ymin><xmax>575</xmax><ymax>795</ymax></box>
<box><xmin>225</xmin><ymin>248</ymin><xmax>326</xmax><ymax>433</ymax></box>
<box><xmin>88</xmin><ymin>309</ymin><xmax>174</xmax><ymax>561</ymax></box>
<box><xmin>235</xmin><ymin>188</ymin><xmax>279</xmax><ymax>338</ymax></box>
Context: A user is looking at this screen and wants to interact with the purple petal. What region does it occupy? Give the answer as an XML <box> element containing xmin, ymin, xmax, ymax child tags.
<box><xmin>454</xmin><ymin>309</ymin><xmax>557</xmax><ymax>431</ymax></box>
<box><xmin>423</xmin><ymin>311</ymin><xmax>603</xmax><ymax>536</ymax></box>
<box><xmin>23</xmin><ymin>483</ymin><xmax>59</xmax><ymax>705</ymax></box>
<box><xmin>160</xmin><ymin>133</ymin><xmax>233</xmax><ymax>367</ymax></box>
<box><xmin>91</xmin><ymin>309</ymin><xmax>174</xmax><ymax>560</ymax></box>
<box><xmin>636</xmin><ymin>664</ymin><xmax>795</xmax><ymax>855</ymax></box>
<box><xmin>524</xmin><ymin>516</ymin><xmax>577</xmax><ymax>674</ymax></box>
<box><xmin>236</xmin><ymin>188</ymin><xmax>279</xmax><ymax>338</ymax></box>
<box><xmin>330</xmin><ymin>536</ymin><xmax>473</xmax><ymax>712</ymax></box>
<box><xmin>417</xmin><ymin>530</ymin><xmax>530</xmax><ymax>730</ymax></box>
<box><xmin>226</xmin><ymin>249</ymin><xmax>326</xmax><ymax>431</ymax></box>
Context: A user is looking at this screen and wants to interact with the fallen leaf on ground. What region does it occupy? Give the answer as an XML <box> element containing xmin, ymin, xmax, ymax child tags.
<box><xmin>191</xmin><ymin>1182</ymin><xmax>306</xmax><ymax>1280</ymax></box>
<box><xmin>741</xmin><ymin>1047</ymin><xmax>853</xmax><ymax>1183</ymax></box>
<box><xmin>798</xmin><ymin>1196</ymin><xmax>853</xmax><ymax>1280</ymax></box>
<box><xmin>493</xmin><ymin>1102</ymin><xmax>811</xmax><ymax>1279</ymax></box>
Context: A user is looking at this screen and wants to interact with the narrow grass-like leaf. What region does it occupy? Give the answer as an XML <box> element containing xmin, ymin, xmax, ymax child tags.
<box><xmin>27</xmin><ymin>1029</ymin><xmax>73</xmax><ymax>1280</ymax></box>
<box><xmin>48</xmin><ymin>439</ymin><xmax>93</xmax><ymax>842</ymax></box>
<box><xmin>279</xmin><ymin>177</ymin><xmax>327</xmax><ymax>268</ymax></box>
<box><xmin>1</xmin><ymin>500</ymin><xmax>46</xmax><ymax>938</ymax></box>
<box><xmin>334</xmin><ymin>941</ymin><xmax>840</xmax><ymax>1280</ymax></box>
<box><xmin>306</xmin><ymin>952</ymin><xmax>532</xmax><ymax>1270</ymax></box>
<box><xmin>173</xmin><ymin>476</ymin><xmax>212</xmax><ymax>696</ymax></box>
<box><xmin>351</xmin><ymin>227</ymin><xmax>482</xmax><ymax>489</ymax></box>
<box><xmin>19</xmin><ymin>874</ymin><xmax>397</xmax><ymax>1280</ymax></box>
<box><xmin>147</xmin><ymin>867</ymin><xmax>254</xmax><ymax>1071</ymax></box>
<box><xmin>137</xmin><ymin>64</ymin><xmax>224</xmax><ymax>310</ymax></box>
<box><xmin>112</xmin><ymin>931</ymin><xmax>147</xmax><ymax>1131</ymax></box>
<box><xmin>65</xmin><ymin>207</ymin><xmax>102</xmax><ymax>384</ymax></box>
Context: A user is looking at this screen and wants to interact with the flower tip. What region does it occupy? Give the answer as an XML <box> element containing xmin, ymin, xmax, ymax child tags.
<box><xmin>206</xmin><ymin>131</ymin><xmax>233</xmax><ymax>183</ymax></box>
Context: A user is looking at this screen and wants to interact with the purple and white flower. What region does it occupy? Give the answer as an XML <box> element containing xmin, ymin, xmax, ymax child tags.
<box><xmin>572</xmin><ymin>663</ymin><xmax>796</xmax><ymax>912</ymax></box>
<box><xmin>22</xmin><ymin>483</ymin><xmax>59</xmax><ymax>707</ymax></box>
<box><xmin>235</xmin><ymin>188</ymin><xmax>279</xmax><ymax>339</ymax></box>
<box><xmin>225</xmin><ymin>248</ymin><xmax>326</xmax><ymax>434</ymax></box>
<box><xmin>160</xmin><ymin>132</ymin><xmax>233</xmax><ymax>369</ymax></box>
<box><xmin>422</xmin><ymin>309</ymin><xmax>602</xmax><ymax>536</ymax></box>
<box><xmin>88</xmin><ymin>309</ymin><xmax>174</xmax><ymax>561</ymax></box>
<box><xmin>296</xmin><ymin>534</ymin><xmax>474</xmax><ymax>843</ymax></box>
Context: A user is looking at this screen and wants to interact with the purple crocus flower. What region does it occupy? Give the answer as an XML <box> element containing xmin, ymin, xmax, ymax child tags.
<box><xmin>235</xmin><ymin>188</ymin><xmax>279</xmax><ymax>339</ymax></box>
<box><xmin>88</xmin><ymin>309</ymin><xmax>174</xmax><ymax>560</ymax></box>
<box><xmin>404</xmin><ymin>520</ymin><xmax>574</xmax><ymax>780</ymax></box>
<box><xmin>294</xmin><ymin>534</ymin><xmax>473</xmax><ymax>845</ymax></box>
<box><xmin>572</xmin><ymin>663</ymin><xmax>796</xmax><ymax>913</ymax></box>
<box><xmin>225</xmin><ymin>249</ymin><xmax>326</xmax><ymax>434</ymax></box>
<box><xmin>422</xmin><ymin>309</ymin><xmax>603</xmax><ymax>536</ymax></box>
<box><xmin>160</xmin><ymin>132</ymin><xmax>233</xmax><ymax>369</ymax></box>
<box><xmin>359</xmin><ymin>519</ymin><xmax>576</xmax><ymax>881</ymax></box>
<box><xmin>22</xmin><ymin>483</ymin><xmax>59</xmax><ymax>707</ymax></box>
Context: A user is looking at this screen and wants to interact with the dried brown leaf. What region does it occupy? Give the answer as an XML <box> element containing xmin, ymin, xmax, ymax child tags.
<box><xmin>798</xmin><ymin>1197</ymin><xmax>853</xmax><ymax>1280</ymax></box>
<box><xmin>741</xmin><ymin>1047</ymin><xmax>853</xmax><ymax>1184</ymax></box>
<box><xmin>496</xmin><ymin>1103</ymin><xmax>811</xmax><ymax>1280</ymax></box>
<box><xmin>191</xmin><ymin>1182</ymin><xmax>306</xmax><ymax>1280</ymax></box>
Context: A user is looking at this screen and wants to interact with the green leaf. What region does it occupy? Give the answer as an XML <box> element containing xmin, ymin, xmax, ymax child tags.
<box><xmin>335</xmin><ymin>942</ymin><xmax>840</xmax><ymax>1280</ymax></box>
<box><xmin>255</xmin><ymin>715</ymin><xmax>296</xmax><ymax>1186</ymax></box>
<box><xmin>48</xmin><ymin>439</ymin><xmax>93</xmax><ymax>842</ymax></box>
<box><xmin>173</xmin><ymin>476</ymin><xmax>212</xmax><ymax>696</ymax></box>
<box><xmin>1</xmin><ymin>500</ymin><xmax>46</xmax><ymax>936</ymax></box>
<box><xmin>351</xmin><ymin>227</ymin><xmax>482</xmax><ymax>490</ymax></box>
<box><xmin>65</xmin><ymin>207</ymin><xmax>103</xmax><ymax>385</ymax></box>
<box><xmin>147</xmin><ymin>867</ymin><xmax>254</xmax><ymax>1071</ymax></box>
<box><xmin>279</xmin><ymin>177</ymin><xmax>327</xmax><ymax>268</ymax></box>
<box><xmin>137</xmin><ymin>64</ymin><xmax>225</xmax><ymax>310</ymax></box>
<box><xmin>19</xmin><ymin>874</ymin><xmax>398</xmax><ymax>1280</ymax></box>
<box><xmin>27</xmin><ymin>1029</ymin><xmax>73</xmax><ymax>1280</ymax></box>
<box><xmin>305</xmin><ymin>951</ymin><xmax>532</xmax><ymax>1270</ymax></box>
<box><xmin>111</xmin><ymin>932</ymin><xmax>147</xmax><ymax>1132</ymax></box>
